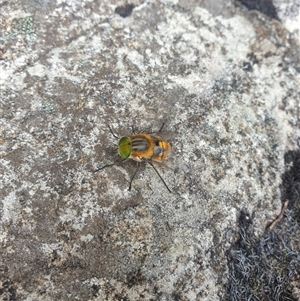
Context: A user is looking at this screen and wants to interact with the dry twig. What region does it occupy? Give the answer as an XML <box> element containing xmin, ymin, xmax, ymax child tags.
<box><xmin>268</xmin><ymin>200</ymin><xmax>289</xmax><ymax>230</ymax></box>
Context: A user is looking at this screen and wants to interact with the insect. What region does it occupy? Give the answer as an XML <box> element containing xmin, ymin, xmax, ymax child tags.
<box><xmin>94</xmin><ymin>124</ymin><xmax>172</xmax><ymax>192</ymax></box>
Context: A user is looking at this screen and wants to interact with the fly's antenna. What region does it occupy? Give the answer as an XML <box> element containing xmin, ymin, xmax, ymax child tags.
<box><xmin>108</xmin><ymin>125</ymin><xmax>119</xmax><ymax>139</ymax></box>
<box><xmin>93</xmin><ymin>159</ymin><xmax>126</xmax><ymax>172</ymax></box>
<box><xmin>128</xmin><ymin>165</ymin><xmax>140</xmax><ymax>191</ymax></box>
<box><xmin>147</xmin><ymin>161</ymin><xmax>171</xmax><ymax>193</ymax></box>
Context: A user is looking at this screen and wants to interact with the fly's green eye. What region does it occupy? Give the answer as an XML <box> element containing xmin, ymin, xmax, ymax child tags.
<box><xmin>118</xmin><ymin>137</ymin><xmax>131</xmax><ymax>159</ymax></box>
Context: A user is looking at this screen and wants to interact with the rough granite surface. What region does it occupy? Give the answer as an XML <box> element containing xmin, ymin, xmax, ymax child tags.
<box><xmin>0</xmin><ymin>0</ymin><xmax>299</xmax><ymax>300</ymax></box>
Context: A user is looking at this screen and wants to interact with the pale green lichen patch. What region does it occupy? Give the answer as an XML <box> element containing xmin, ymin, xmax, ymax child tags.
<box><xmin>11</xmin><ymin>16</ymin><xmax>35</xmax><ymax>35</ymax></box>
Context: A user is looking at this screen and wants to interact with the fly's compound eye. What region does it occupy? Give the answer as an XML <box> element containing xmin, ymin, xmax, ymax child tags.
<box><xmin>118</xmin><ymin>137</ymin><xmax>131</xmax><ymax>159</ymax></box>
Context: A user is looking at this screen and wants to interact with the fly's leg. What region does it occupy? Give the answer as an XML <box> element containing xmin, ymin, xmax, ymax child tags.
<box><xmin>93</xmin><ymin>159</ymin><xmax>127</xmax><ymax>172</ymax></box>
<box><xmin>158</xmin><ymin>123</ymin><xmax>165</xmax><ymax>133</ymax></box>
<box><xmin>108</xmin><ymin>125</ymin><xmax>119</xmax><ymax>139</ymax></box>
<box><xmin>147</xmin><ymin>161</ymin><xmax>171</xmax><ymax>193</ymax></box>
<box><xmin>128</xmin><ymin>164</ymin><xmax>140</xmax><ymax>191</ymax></box>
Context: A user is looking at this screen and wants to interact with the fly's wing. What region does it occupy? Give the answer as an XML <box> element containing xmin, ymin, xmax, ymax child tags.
<box><xmin>148</xmin><ymin>131</ymin><xmax>175</xmax><ymax>142</ymax></box>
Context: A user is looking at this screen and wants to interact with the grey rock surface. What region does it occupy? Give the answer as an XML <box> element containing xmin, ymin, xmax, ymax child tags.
<box><xmin>0</xmin><ymin>0</ymin><xmax>299</xmax><ymax>300</ymax></box>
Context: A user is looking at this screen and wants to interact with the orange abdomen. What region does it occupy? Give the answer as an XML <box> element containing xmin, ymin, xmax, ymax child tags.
<box><xmin>151</xmin><ymin>140</ymin><xmax>171</xmax><ymax>162</ymax></box>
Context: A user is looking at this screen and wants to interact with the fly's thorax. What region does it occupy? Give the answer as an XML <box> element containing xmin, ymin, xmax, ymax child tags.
<box><xmin>118</xmin><ymin>136</ymin><xmax>131</xmax><ymax>159</ymax></box>
<box><xmin>130</xmin><ymin>134</ymin><xmax>153</xmax><ymax>160</ymax></box>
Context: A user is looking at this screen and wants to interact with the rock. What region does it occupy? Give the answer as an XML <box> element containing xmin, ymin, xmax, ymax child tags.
<box><xmin>0</xmin><ymin>0</ymin><xmax>299</xmax><ymax>300</ymax></box>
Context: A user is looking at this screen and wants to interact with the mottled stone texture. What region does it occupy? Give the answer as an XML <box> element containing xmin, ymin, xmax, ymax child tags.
<box><xmin>0</xmin><ymin>0</ymin><xmax>299</xmax><ymax>300</ymax></box>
